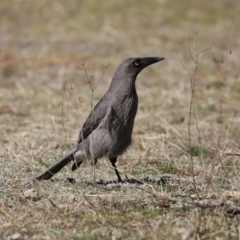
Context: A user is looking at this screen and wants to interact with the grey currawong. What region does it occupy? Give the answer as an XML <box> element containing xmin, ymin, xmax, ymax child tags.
<box><xmin>36</xmin><ymin>57</ymin><xmax>164</xmax><ymax>184</ymax></box>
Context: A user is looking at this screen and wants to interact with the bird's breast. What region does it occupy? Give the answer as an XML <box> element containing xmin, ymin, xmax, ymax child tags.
<box><xmin>106</xmin><ymin>94</ymin><xmax>138</xmax><ymax>154</ymax></box>
<box><xmin>113</xmin><ymin>94</ymin><xmax>138</xmax><ymax>128</ymax></box>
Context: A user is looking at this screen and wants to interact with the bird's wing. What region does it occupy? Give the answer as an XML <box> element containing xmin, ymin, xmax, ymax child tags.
<box><xmin>78</xmin><ymin>95</ymin><xmax>110</xmax><ymax>143</ymax></box>
<box><xmin>37</xmin><ymin>95</ymin><xmax>110</xmax><ymax>180</ymax></box>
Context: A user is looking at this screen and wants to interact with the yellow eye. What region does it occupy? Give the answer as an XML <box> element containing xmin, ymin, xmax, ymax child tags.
<box><xmin>134</xmin><ymin>61</ymin><xmax>140</xmax><ymax>66</ymax></box>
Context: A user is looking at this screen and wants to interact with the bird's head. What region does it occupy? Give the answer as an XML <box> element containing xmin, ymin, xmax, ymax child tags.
<box><xmin>114</xmin><ymin>57</ymin><xmax>165</xmax><ymax>80</ymax></box>
<box><xmin>109</xmin><ymin>57</ymin><xmax>164</xmax><ymax>93</ymax></box>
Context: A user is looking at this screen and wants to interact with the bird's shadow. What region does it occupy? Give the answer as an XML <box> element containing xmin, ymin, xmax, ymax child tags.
<box><xmin>67</xmin><ymin>176</ymin><xmax>167</xmax><ymax>186</ymax></box>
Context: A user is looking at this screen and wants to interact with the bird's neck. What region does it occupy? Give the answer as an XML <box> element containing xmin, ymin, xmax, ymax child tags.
<box><xmin>109</xmin><ymin>74</ymin><xmax>137</xmax><ymax>96</ymax></box>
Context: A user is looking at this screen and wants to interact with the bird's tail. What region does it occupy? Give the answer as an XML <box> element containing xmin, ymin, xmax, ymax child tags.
<box><xmin>36</xmin><ymin>147</ymin><xmax>77</xmax><ymax>180</ymax></box>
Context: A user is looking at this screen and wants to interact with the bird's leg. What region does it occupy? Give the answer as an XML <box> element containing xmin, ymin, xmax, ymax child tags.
<box><xmin>72</xmin><ymin>154</ymin><xmax>78</xmax><ymax>170</ymax></box>
<box><xmin>109</xmin><ymin>157</ymin><xmax>122</xmax><ymax>182</ymax></box>
<box><xmin>91</xmin><ymin>158</ymin><xmax>97</xmax><ymax>186</ymax></box>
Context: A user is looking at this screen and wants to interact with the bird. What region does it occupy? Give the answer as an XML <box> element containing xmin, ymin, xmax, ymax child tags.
<box><xmin>36</xmin><ymin>57</ymin><xmax>164</xmax><ymax>184</ymax></box>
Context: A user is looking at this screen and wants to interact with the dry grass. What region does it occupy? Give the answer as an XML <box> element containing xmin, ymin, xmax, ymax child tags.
<box><xmin>1</xmin><ymin>0</ymin><xmax>240</xmax><ymax>239</ymax></box>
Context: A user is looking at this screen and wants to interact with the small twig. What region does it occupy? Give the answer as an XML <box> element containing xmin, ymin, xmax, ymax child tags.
<box><xmin>187</xmin><ymin>36</ymin><xmax>199</xmax><ymax>199</ymax></box>
<box><xmin>82</xmin><ymin>190</ymin><xmax>98</xmax><ymax>210</ymax></box>
<box><xmin>224</xmin><ymin>153</ymin><xmax>240</xmax><ymax>157</ymax></box>
<box><xmin>176</xmin><ymin>50</ymin><xmax>191</xmax><ymax>76</ymax></box>
<box><xmin>187</xmin><ymin>35</ymin><xmax>212</xmax><ymax>200</ymax></box>
<box><xmin>81</xmin><ymin>62</ymin><xmax>108</xmax><ymax>189</ymax></box>
<box><xmin>218</xmin><ymin>114</ymin><xmax>234</xmax><ymax>178</ymax></box>
<box><xmin>61</xmin><ymin>79</ymin><xmax>74</xmax><ymax>143</ymax></box>
<box><xmin>47</xmin><ymin>197</ymin><xmax>65</xmax><ymax>215</ymax></box>
<box><xmin>94</xmin><ymin>64</ymin><xmax>108</xmax><ymax>90</ymax></box>
<box><xmin>150</xmin><ymin>191</ymin><xmax>236</xmax><ymax>212</ymax></box>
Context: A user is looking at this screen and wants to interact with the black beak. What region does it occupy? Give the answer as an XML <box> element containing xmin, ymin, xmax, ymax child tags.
<box><xmin>142</xmin><ymin>57</ymin><xmax>165</xmax><ymax>68</ymax></box>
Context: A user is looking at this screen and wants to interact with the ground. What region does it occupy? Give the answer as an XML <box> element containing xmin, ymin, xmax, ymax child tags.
<box><xmin>0</xmin><ymin>0</ymin><xmax>240</xmax><ymax>239</ymax></box>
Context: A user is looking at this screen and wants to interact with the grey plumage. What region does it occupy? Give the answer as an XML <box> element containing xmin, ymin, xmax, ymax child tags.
<box><xmin>37</xmin><ymin>57</ymin><xmax>164</xmax><ymax>183</ymax></box>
